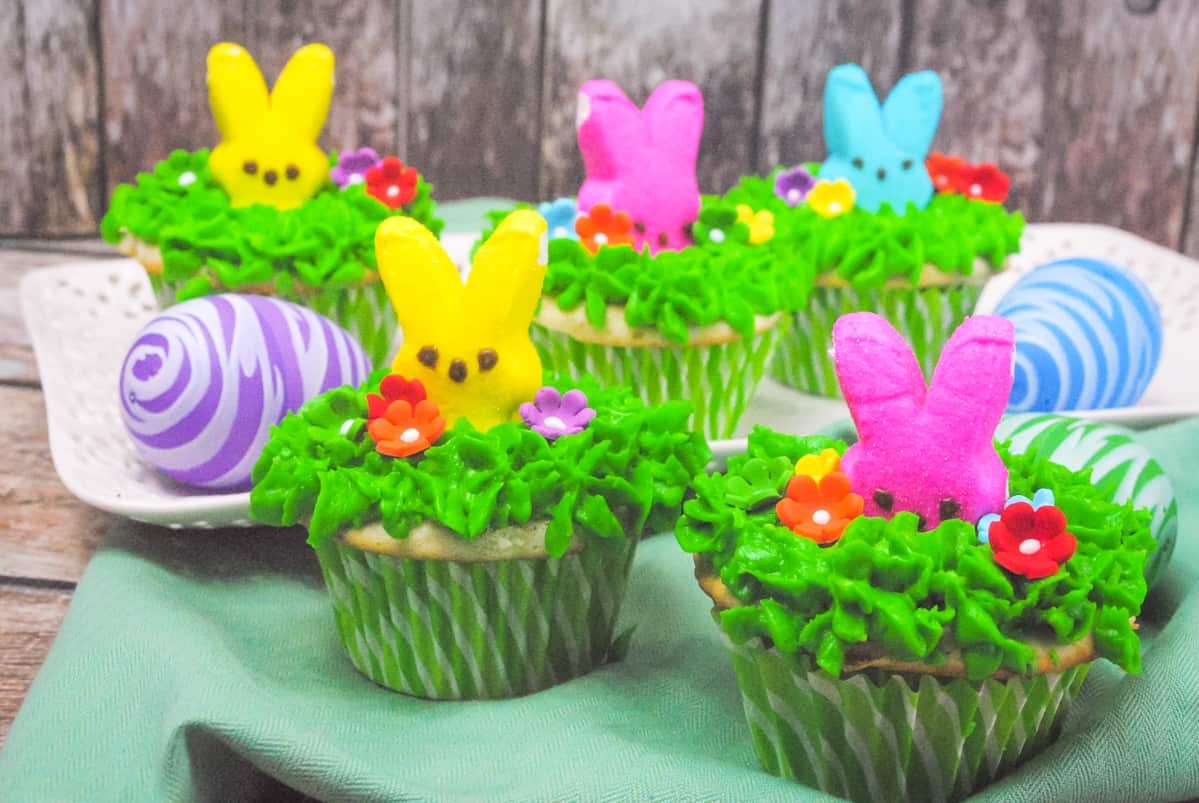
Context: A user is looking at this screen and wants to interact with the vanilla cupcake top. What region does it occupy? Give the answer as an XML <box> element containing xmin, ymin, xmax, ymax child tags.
<box><xmin>677</xmin><ymin>313</ymin><xmax>1154</xmax><ymax>679</ymax></box>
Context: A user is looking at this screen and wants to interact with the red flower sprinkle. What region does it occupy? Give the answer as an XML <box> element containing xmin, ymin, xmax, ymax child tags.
<box><xmin>366</xmin><ymin>374</ymin><xmax>427</xmax><ymax>422</ymax></box>
<box><xmin>368</xmin><ymin>399</ymin><xmax>445</xmax><ymax>458</ymax></box>
<box><xmin>926</xmin><ymin>153</ymin><xmax>967</xmax><ymax>194</ymax></box>
<box><xmin>366</xmin><ymin>157</ymin><xmax>419</xmax><ymax>208</ymax></box>
<box><xmin>988</xmin><ymin>501</ymin><xmax>1077</xmax><ymax>579</ymax></box>
<box><xmin>957</xmin><ymin>162</ymin><xmax>1011</xmax><ymax>203</ymax></box>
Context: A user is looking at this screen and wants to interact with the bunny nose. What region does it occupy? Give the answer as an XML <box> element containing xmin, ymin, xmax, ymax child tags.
<box><xmin>449</xmin><ymin>359</ymin><xmax>467</xmax><ymax>383</ymax></box>
<box><xmin>876</xmin><ymin>167</ymin><xmax>887</xmax><ymax>180</ymax></box>
<box><xmin>263</xmin><ymin>169</ymin><xmax>278</xmax><ymax>185</ymax></box>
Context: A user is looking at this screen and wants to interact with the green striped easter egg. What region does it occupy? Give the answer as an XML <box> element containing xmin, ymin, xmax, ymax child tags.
<box><xmin>729</xmin><ymin>637</ymin><xmax>1088</xmax><ymax>802</ymax></box>
<box><xmin>771</xmin><ymin>283</ymin><xmax>982</xmax><ymax>398</ymax></box>
<box><xmin>996</xmin><ymin>414</ymin><xmax>1177</xmax><ymax>587</ymax></box>
<box><xmin>531</xmin><ymin>321</ymin><xmax>781</xmax><ymax>441</ymax></box>
<box><xmin>315</xmin><ymin>534</ymin><xmax>637</xmax><ymax>699</ymax></box>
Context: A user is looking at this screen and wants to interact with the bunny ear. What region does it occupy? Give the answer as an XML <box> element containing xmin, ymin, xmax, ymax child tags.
<box><xmin>881</xmin><ymin>70</ymin><xmax>942</xmax><ymax>159</ymax></box>
<box><xmin>823</xmin><ymin>64</ymin><xmax>884</xmax><ymax>157</ymax></box>
<box><xmin>642</xmin><ymin>80</ymin><xmax>704</xmax><ymax>163</ymax></box>
<box><xmin>925</xmin><ymin>315</ymin><xmax>1014</xmax><ymax>439</ymax></box>
<box><xmin>269</xmin><ymin>43</ymin><xmax>335</xmax><ymax>142</ymax></box>
<box><xmin>375</xmin><ymin>217</ymin><xmax>464</xmax><ymax>343</ymax></box>
<box><xmin>577</xmin><ymin>79</ymin><xmax>644</xmax><ymax>179</ymax></box>
<box><xmin>833</xmin><ymin>312</ymin><xmax>927</xmax><ymax>444</ymax></box>
<box><xmin>207</xmin><ymin>43</ymin><xmax>269</xmax><ymax>141</ymax></box>
<box><xmin>463</xmin><ymin>210</ymin><xmax>547</xmax><ymax>339</ymax></box>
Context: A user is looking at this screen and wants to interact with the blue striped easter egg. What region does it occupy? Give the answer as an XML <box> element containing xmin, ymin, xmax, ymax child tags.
<box><xmin>119</xmin><ymin>294</ymin><xmax>370</xmax><ymax>491</ymax></box>
<box><xmin>997</xmin><ymin>413</ymin><xmax>1177</xmax><ymax>587</ymax></box>
<box><xmin>995</xmin><ymin>258</ymin><xmax>1162</xmax><ymax>412</ymax></box>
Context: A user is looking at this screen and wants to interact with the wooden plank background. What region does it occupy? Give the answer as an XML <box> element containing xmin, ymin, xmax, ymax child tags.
<box><xmin>4</xmin><ymin>0</ymin><xmax>1199</xmax><ymax>253</ymax></box>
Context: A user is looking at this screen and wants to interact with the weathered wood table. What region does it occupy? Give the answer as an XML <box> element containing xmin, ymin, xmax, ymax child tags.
<box><xmin>0</xmin><ymin>240</ymin><xmax>121</xmax><ymax>747</ymax></box>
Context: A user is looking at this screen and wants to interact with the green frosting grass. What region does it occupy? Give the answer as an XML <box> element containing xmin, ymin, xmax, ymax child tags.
<box><xmin>250</xmin><ymin>374</ymin><xmax>711</xmax><ymax>557</ymax></box>
<box><xmin>479</xmin><ymin>173</ymin><xmax>1022</xmax><ymax>344</ymax></box>
<box><xmin>100</xmin><ymin>149</ymin><xmax>444</xmax><ymax>301</ymax></box>
<box><xmin>675</xmin><ymin>428</ymin><xmax>1154</xmax><ymax>680</ymax></box>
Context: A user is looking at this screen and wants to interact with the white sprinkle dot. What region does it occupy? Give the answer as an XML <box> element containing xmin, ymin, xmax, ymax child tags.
<box><xmin>970</xmin><ymin>183</ymin><xmax>983</xmax><ymax>196</ymax></box>
<box><xmin>400</xmin><ymin>427</ymin><xmax>422</xmax><ymax>444</ymax></box>
<box><xmin>709</xmin><ymin>229</ymin><xmax>726</xmax><ymax>244</ymax></box>
<box><xmin>553</xmin><ymin>226</ymin><xmax>568</xmax><ymax>238</ymax></box>
<box><xmin>387</xmin><ymin>185</ymin><xmax>400</xmax><ymax>198</ymax></box>
<box><xmin>593</xmin><ymin>233</ymin><xmax>608</xmax><ymax>246</ymax></box>
<box><xmin>786</xmin><ymin>189</ymin><xmax>801</xmax><ymax>204</ymax></box>
<box><xmin>812</xmin><ymin>509</ymin><xmax>831</xmax><ymax>526</ymax></box>
<box><xmin>828</xmin><ymin>202</ymin><xmax>842</xmax><ymax>213</ymax></box>
<box><xmin>1019</xmin><ymin>538</ymin><xmax>1041</xmax><ymax>555</ymax></box>
<box><xmin>177</xmin><ymin>171</ymin><xmax>197</xmax><ymax>187</ymax></box>
<box><xmin>348</xmin><ymin>173</ymin><xmax>365</xmax><ymax>185</ymax></box>
<box><xmin>544</xmin><ymin>416</ymin><xmax>567</xmax><ymax>431</ymax></box>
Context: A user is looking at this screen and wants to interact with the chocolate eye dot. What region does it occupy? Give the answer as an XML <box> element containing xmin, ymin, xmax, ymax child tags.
<box><xmin>902</xmin><ymin>159</ymin><xmax>914</xmax><ymax>170</ymax></box>
<box><xmin>477</xmin><ymin>349</ymin><xmax>498</xmax><ymax>371</ymax></box>
<box><xmin>873</xmin><ymin>489</ymin><xmax>894</xmax><ymax>512</ymax></box>
<box><xmin>286</xmin><ymin>165</ymin><xmax>300</xmax><ymax>180</ymax></box>
<box><xmin>876</xmin><ymin>167</ymin><xmax>887</xmax><ymax>180</ymax></box>
<box><xmin>417</xmin><ymin>346</ymin><xmax>438</xmax><ymax>368</ymax></box>
<box><xmin>263</xmin><ymin>169</ymin><xmax>278</xmax><ymax>185</ymax></box>
<box><xmin>243</xmin><ymin>160</ymin><xmax>258</xmax><ymax>175</ymax></box>
<box><xmin>852</xmin><ymin>157</ymin><xmax>864</xmax><ymax>169</ymax></box>
<box><xmin>448</xmin><ymin>359</ymin><xmax>467</xmax><ymax>383</ymax></box>
<box><xmin>939</xmin><ymin>498</ymin><xmax>961</xmax><ymax>521</ymax></box>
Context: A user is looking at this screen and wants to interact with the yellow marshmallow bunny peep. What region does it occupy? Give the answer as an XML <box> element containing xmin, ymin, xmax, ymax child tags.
<box><xmin>207</xmin><ymin>42</ymin><xmax>334</xmax><ymax>209</ymax></box>
<box><xmin>375</xmin><ymin>210</ymin><xmax>548</xmax><ymax>430</ymax></box>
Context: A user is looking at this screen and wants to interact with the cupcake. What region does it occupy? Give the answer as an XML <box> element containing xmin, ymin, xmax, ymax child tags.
<box><xmin>251</xmin><ymin>210</ymin><xmax>710</xmax><ymax>698</ymax></box>
<box><xmin>100</xmin><ymin>42</ymin><xmax>443</xmax><ymax>368</ymax></box>
<box><xmin>478</xmin><ymin>80</ymin><xmax>806</xmax><ymax>440</ymax></box>
<box><xmin>676</xmin><ymin>312</ymin><xmax>1155</xmax><ymax>799</ymax></box>
<box><xmin>715</xmin><ymin>63</ymin><xmax>1022</xmax><ymax>397</ymax></box>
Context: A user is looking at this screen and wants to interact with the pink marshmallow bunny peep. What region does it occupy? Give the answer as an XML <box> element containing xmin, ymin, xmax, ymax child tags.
<box><xmin>833</xmin><ymin>312</ymin><xmax>1015</xmax><ymax>530</ymax></box>
<box><xmin>576</xmin><ymin>79</ymin><xmax>703</xmax><ymax>254</ymax></box>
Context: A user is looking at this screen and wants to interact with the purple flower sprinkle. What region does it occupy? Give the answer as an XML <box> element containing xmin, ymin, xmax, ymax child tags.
<box><xmin>331</xmin><ymin>147</ymin><xmax>381</xmax><ymax>189</ymax></box>
<box><xmin>520</xmin><ymin>387</ymin><xmax>596</xmax><ymax>440</ymax></box>
<box><xmin>774</xmin><ymin>166</ymin><xmax>817</xmax><ymax>206</ymax></box>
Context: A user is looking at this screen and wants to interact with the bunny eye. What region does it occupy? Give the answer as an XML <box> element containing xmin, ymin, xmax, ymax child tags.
<box><xmin>263</xmin><ymin>169</ymin><xmax>279</xmax><ymax>186</ymax></box>
<box><xmin>417</xmin><ymin>346</ymin><xmax>438</xmax><ymax>368</ymax></box>
<box><xmin>243</xmin><ymin>160</ymin><xmax>258</xmax><ymax>175</ymax></box>
<box><xmin>939</xmin><ymin>498</ymin><xmax>961</xmax><ymax>521</ymax></box>
<box><xmin>448</xmin><ymin>359</ymin><xmax>468</xmax><ymax>383</ymax></box>
<box><xmin>477</xmin><ymin>349</ymin><xmax>498</xmax><ymax>371</ymax></box>
<box><xmin>286</xmin><ymin>165</ymin><xmax>300</xmax><ymax>180</ymax></box>
<box><xmin>852</xmin><ymin>157</ymin><xmax>864</xmax><ymax>169</ymax></box>
<box><xmin>633</xmin><ymin>221</ymin><xmax>646</xmax><ymax>234</ymax></box>
<box><xmin>902</xmin><ymin>159</ymin><xmax>914</xmax><ymax>170</ymax></box>
<box><xmin>873</xmin><ymin>489</ymin><xmax>894</xmax><ymax>512</ymax></box>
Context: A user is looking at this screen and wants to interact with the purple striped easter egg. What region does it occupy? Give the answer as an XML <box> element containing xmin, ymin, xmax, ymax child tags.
<box><xmin>119</xmin><ymin>294</ymin><xmax>370</xmax><ymax>490</ymax></box>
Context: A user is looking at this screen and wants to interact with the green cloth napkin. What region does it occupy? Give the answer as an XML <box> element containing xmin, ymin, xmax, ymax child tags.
<box><xmin>0</xmin><ymin>417</ymin><xmax>1194</xmax><ymax>803</ymax></box>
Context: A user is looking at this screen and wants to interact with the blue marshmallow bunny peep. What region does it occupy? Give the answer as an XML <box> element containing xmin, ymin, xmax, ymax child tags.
<box><xmin>819</xmin><ymin>64</ymin><xmax>943</xmax><ymax>214</ymax></box>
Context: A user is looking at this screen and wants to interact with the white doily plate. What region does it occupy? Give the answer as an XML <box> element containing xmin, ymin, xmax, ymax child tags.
<box><xmin>22</xmin><ymin>227</ymin><xmax>1198</xmax><ymax>525</ymax></box>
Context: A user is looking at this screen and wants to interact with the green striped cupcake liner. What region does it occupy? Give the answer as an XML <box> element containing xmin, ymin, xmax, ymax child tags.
<box><xmin>314</xmin><ymin>534</ymin><xmax>638</xmax><ymax>699</ymax></box>
<box><xmin>148</xmin><ymin>274</ymin><xmax>399</xmax><ymax>369</ymax></box>
<box><xmin>771</xmin><ymin>283</ymin><xmax>984</xmax><ymax>398</ymax></box>
<box><xmin>530</xmin><ymin>321</ymin><xmax>781</xmax><ymax>441</ymax></box>
<box><xmin>727</xmin><ymin>638</ymin><xmax>1088</xmax><ymax>802</ymax></box>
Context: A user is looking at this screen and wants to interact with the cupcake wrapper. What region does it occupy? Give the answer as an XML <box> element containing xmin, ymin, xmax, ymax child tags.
<box><xmin>771</xmin><ymin>283</ymin><xmax>983</xmax><ymax>398</ymax></box>
<box><xmin>728</xmin><ymin>639</ymin><xmax>1088</xmax><ymax>803</ymax></box>
<box><xmin>148</xmin><ymin>273</ymin><xmax>399</xmax><ymax>369</ymax></box>
<box><xmin>531</xmin><ymin>322</ymin><xmax>780</xmax><ymax>441</ymax></box>
<box><xmin>314</xmin><ymin>535</ymin><xmax>638</xmax><ymax>699</ymax></box>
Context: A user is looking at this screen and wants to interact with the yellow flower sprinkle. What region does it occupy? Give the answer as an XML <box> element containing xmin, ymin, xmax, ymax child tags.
<box><xmin>794</xmin><ymin>448</ymin><xmax>841</xmax><ymax>481</ymax></box>
<box><xmin>806</xmin><ymin>179</ymin><xmax>856</xmax><ymax>219</ymax></box>
<box><xmin>735</xmin><ymin>204</ymin><xmax>775</xmax><ymax>244</ymax></box>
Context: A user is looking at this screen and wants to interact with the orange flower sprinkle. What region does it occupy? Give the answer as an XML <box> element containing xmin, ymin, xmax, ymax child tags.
<box><xmin>367</xmin><ymin>398</ymin><xmax>446</xmax><ymax>458</ymax></box>
<box><xmin>776</xmin><ymin>471</ymin><xmax>864</xmax><ymax>545</ymax></box>
<box><xmin>576</xmin><ymin>204</ymin><xmax>635</xmax><ymax>253</ymax></box>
